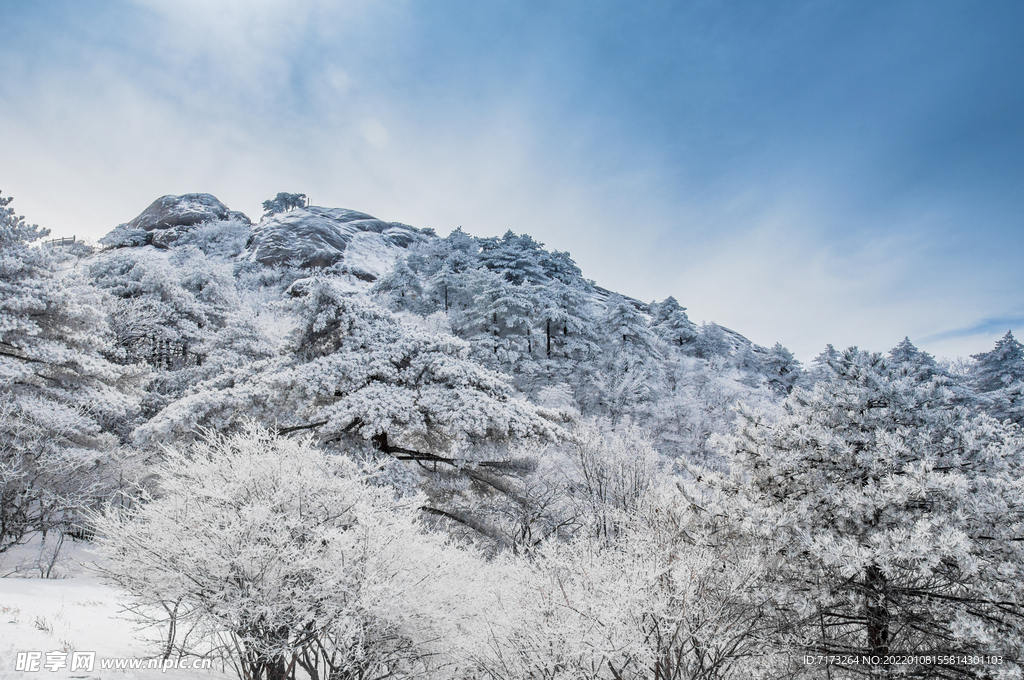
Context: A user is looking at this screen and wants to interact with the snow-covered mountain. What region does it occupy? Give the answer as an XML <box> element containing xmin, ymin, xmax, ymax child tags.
<box><xmin>100</xmin><ymin>193</ymin><xmax>755</xmax><ymax>344</ymax></box>
<box><xmin>6</xmin><ymin>188</ymin><xmax>1024</xmax><ymax>675</ymax></box>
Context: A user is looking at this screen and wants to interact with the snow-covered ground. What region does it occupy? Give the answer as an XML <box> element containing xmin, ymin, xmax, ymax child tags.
<box><xmin>0</xmin><ymin>539</ymin><xmax>229</xmax><ymax>680</ymax></box>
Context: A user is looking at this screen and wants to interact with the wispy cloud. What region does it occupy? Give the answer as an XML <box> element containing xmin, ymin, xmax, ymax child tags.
<box><xmin>923</xmin><ymin>318</ymin><xmax>1024</xmax><ymax>344</ymax></box>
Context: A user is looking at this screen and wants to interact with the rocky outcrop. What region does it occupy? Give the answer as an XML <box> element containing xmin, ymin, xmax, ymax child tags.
<box><xmin>99</xmin><ymin>195</ymin><xmax>422</xmax><ymax>280</ymax></box>
<box><xmin>127</xmin><ymin>194</ymin><xmax>245</xmax><ymax>231</ymax></box>
<box><xmin>245</xmin><ymin>206</ymin><xmax>421</xmax><ymax>269</ymax></box>
<box><xmin>101</xmin><ymin>194</ymin><xmax>250</xmax><ymax>249</ymax></box>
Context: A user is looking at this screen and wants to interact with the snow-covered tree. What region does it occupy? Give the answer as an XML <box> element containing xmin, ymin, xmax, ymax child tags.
<box><xmin>93</xmin><ymin>425</ymin><xmax>501</xmax><ymax>679</ymax></box>
<box><xmin>261</xmin><ymin>192</ymin><xmax>307</xmax><ymax>216</ymax></box>
<box><xmin>553</xmin><ymin>419</ymin><xmax>663</xmax><ymax>542</ymax></box>
<box><xmin>462</xmin><ymin>419</ymin><xmax>665</xmax><ymax>555</ymax></box>
<box><xmin>538</xmin><ymin>248</ymin><xmax>583</xmax><ymax>285</ymax></box>
<box><xmin>372</xmin><ymin>256</ymin><xmax>423</xmax><ymax>311</ymax></box>
<box><xmin>464</xmin><ymin>268</ymin><xmax>543</xmax><ymax>364</ymax></box>
<box><xmin>406</xmin><ymin>229</ymin><xmax>479</xmax><ymax>315</ymax></box>
<box><xmin>0</xmin><ymin>191</ymin><xmax>48</xmax><ymax>247</ymax></box>
<box><xmin>480</xmin><ymin>480</ymin><xmax>781</xmax><ymax>680</ymax></box>
<box><xmin>88</xmin><ymin>248</ymin><xmax>232</xmax><ymax>371</ymax></box>
<box><xmin>0</xmin><ymin>191</ymin><xmax>141</xmax><ymax>552</ymax></box>
<box><xmin>173</xmin><ymin>214</ymin><xmax>252</xmax><ymax>259</ymax></box>
<box><xmin>760</xmin><ymin>342</ymin><xmax>803</xmax><ymax>395</ymax></box>
<box><xmin>691</xmin><ymin>321</ymin><xmax>733</xmax><ymax>359</ymax></box>
<box><xmin>537</xmin><ymin>278</ymin><xmax>598</xmax><ymax>362</ymax></box>
<box><xmin>649</xmin><ymin>355</ymin><xmax>758</xmax><ymax>465</ymax></box>
<box><xmin>703</xmin><ymin>347</ymin><xmax>1024</xmax><ymax>674</ymax></box>
<box><xmin>478</xmin><ymin>230</ymin><xmax>547</xmax><ymax>285</ymax></box>
<box><xmin>970</xmin><ymin>331</ymin><xmax>1024</xmax><ymax>426</ymax></box>
<box><xmin>888</xmin><ymin>336</ymin><xmax>941</xmax><ymax>382</ymax></box>
<box><xmin>602</xmin><ymin>293</ymin><xmax>654</xmax><ymax>353</ymax></box>
<box><xmin>650</xmin><ymin>296</ymin><xmax>698</xmax><ymax>350</ymax></box>
<box><xmin>139</xmin><ymin>279</ymin><xmax>557</xmax><ymax>457</ymax></box>
<box><xmin>582</xmin><ymin>294</ymin><xmax>662</xmax><ymax>422</ymax></box>
<box><xmin>732</xmin><ymin>342</ymin><xmax>764</xmax><ymax>381</ymax></box>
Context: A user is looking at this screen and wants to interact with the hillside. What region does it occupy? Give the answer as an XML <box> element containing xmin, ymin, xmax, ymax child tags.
<box><xmin>3</xmin><ymin>189</ymin><xmax>1024</xmax><ymax>678</ymax></box>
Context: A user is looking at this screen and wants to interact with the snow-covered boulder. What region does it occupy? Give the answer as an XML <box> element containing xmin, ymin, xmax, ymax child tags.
<box><xmin>245</xmin><ymin>206</ymin><xmax>421</xmax><ymax>271</ymax></box>
<box><xmin>127</xmin><ymin>193</ymin><xmax>247</xmax><ymax>232</ymax></box>
<box><xmin>100</xmin><ymin>193</ymin><xmax>251</xmax><ymax>249</ymax></box>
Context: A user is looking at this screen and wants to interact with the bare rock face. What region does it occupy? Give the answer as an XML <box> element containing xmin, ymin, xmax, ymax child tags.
<box><xmin>128</xmin><ymin>194</ymin><xmax>237</xmax><ymax>231</ymax></box>
<box><xmin>101</xmin><ymin>194</ymin><xmax>251</xmax><ymax>249</ymax></box>
<box><xmin>245</xmin><ymin>206</ymin><xmax>420</xmax><ymax>269</ymax></box>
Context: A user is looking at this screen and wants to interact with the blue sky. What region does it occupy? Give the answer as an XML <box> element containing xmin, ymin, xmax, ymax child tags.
<box><xmin>2</xmin><ymin>0</ymin><xmax>1022</xmax><ymax>361</ymax></box>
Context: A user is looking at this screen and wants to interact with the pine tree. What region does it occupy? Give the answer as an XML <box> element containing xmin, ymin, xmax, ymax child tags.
<box><xmin>602</xmin><ymin>293</ymin><xmax>656</xmax><ymax>354</ymax></box>
<box><xmin>261</xmin><ymin>192</ymin><xmax>307</xmax><ymax>217</ymax></box>
<box><xmin>1</xmin><ymin>191</ymin><xmax>140</xmax><ymax>551</ymax></box>
<box><xmin>88</xmin><ymin>248</ymin><xmax>228</xmax><ymax>371</ymax></box>
<box><xmin>538</xmin><ymin>248</ymin><xmax>583</xmax><ymax>285</ymax></box>
<box><xmin>650</xmin><ymin>296</ymin><xmax>697</xmax><ymax>349</ymax></box>
<box><xmin>691</xmin><ymin>322</ymin><xmax>732</xmax><ymax>359</ymax></box>
<box><xmin>372</xmin><ymin>256</ymin><xmax>423</xmax><ymax>311</ymax></box>
<box><xmin>478</xmin><ymin>230</ymin><xmax>547</xmax><ymax>285</ymax></box>
<box><xmin>704</xmin><ymin>347</ymin><xmax>1024</xmax><ymax>675</ymax></box>
<box><xmin>537</xmin><ymin>278</ymin><xmax>598</xmax><ymax>361</ymax></box>
<box><xmin>888</xmin><ymin>336</ymin><xmax>941</xmax><ymax>382</ymax></box>
<box><xmin>588</xmin><ymin>294</ymin><xmax>662</xmax><ymax>422</ymax></box>
<box><xmin>465</xmin><ymin>268</ymin><xmax>542</xmax><ymax>364</ymax></box>
<box><xmin>970</xmin><ymin>331</ymin><xmax>1024</xmax><ymax>425</ymax></box>
<box><xmin>139</xmin><ymin>279</ymin><xmax>556</xmax><ymax>456</ymax></box>
<box><xmin>761</xmin><ymin>342</ymin><xmax>802</xmax><ymax>395</ymax></box>
<box><xmin>416</xmin><ymin>228</ymin><xmax>479</xmax><ymax>313</ymax></box>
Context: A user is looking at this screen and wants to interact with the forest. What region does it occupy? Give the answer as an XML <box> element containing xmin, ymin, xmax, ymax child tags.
<box><xmin>2</xmin><ymin>190</ymin><xmax>1023</xmax><ymax>679</ymax></box>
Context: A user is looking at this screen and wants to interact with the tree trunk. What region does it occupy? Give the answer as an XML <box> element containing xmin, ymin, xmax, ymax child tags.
<box><xmin>865</xmin><ymin>563</ymin><xmax>890</xmax><ymax>676</ymax></box>
<box><xmin>372</xmin><ymin>431</ymin><xmax>389</xmax><ymax>451</ymax></box>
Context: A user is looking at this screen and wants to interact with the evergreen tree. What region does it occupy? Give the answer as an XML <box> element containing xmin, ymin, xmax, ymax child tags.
<box><xmin>970</xmin><ymin>331</ymin><xmax>1024</xmax><ymax>425</ymax></box>
<box><xmin>538</xmin><ymin>248</ymin><xmax>583</xmax><ymax>285</ymax></box>
<box><xmin>416</xmin><ymin>228</ymin><xmax>479</xmax><ymax>313</ymax></box>
<box><xmin>761</xmin><ymin>342</ymin><xmax>802</xmax><ymax>395</ymax></box>
<box><xmin>425</xmin><ymin>262</ymin><xmax>458</xmax><ymax>312</ymax></box>
<box><xmin>0</xmin><ymin>191</ymin><xmax>140</xmax><ymax>551</ymax></box>
<box><xmin>478</xmin><ymin>230</ymin><xmax>547</xmax><ymax>285</ymax></box>
<box><xmin>650</xmin><ymin>296</ymin><xmax>697</xmax><ymax>349</ymax></box>
<box><xmin>372</xmin><ymin>256</ymin><xmax>423</xmax><ymax>311</ymax></box>
<box><xmin>588</xmin><ymin>294</ymin><xmax>662</xmax><ymax>422</ymax></box>
<box><xmin>691</xmin><ymin>321</ymin><xmax>732</xmax><ymax>358</ymax></box>
<box><xmin>88</xmin><ymin>248</ymin><xmax>228</xmax><ymax>371</ymax></box>
<box><xmin>888</xmin><ymin>336</ymin><xmax>941</xmax><ymax>382</ymax></box>
<box><xmin>537</xmin><ymin>278</ymin><xmax>598</xmax><ymax>361</ymax></box>
<box><xmin>733</xmin><ymin>342</ymin><xmax>764</xmax><ymax>378</ymax></box>
<box><xmin>602</xmin><ymin>293</ymin><xmax>656</xmax><ymax>354</ymax></box>
<box><xmin>704</xmin><ymin>347</ymin><xmax>1024</xmax><ymax>675</ymax></box>
<box><xmin>261</xmin><ymin>192</ymin><xmax>307</xmax><ymax>217</ymax></box>
<box><xmin>0</xmin><ymin>190</ymin><xmax>48</xmax><ymax>247</ymax></box>
<box><xmin>465</xmin><ymin>269</ymin><xmax>542</xmax><ymax>364</ymax></box>
<box><xmin>139</xmin><ymin>279</ymin><xmax>556</xmax><ymax>456</ymax></box>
